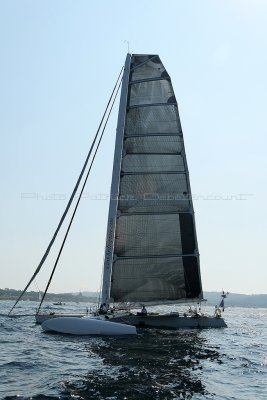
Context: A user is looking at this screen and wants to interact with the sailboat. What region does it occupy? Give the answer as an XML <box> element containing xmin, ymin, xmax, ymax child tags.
<box><xmin>11</xmin><ymin>53</ymin><xmax>227</xmax><ymax>332</ymax></box>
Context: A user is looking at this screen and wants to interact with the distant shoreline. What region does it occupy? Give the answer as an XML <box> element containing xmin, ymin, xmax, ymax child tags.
<box><xmin>0</xmin><ymin>288</ymin><xmax>97</xmax><ymax>303</ymax></box>
<box><xmin>1</xmin><ymin>288</ymin><xmax>267</xmax><ymax>308</ymax></box>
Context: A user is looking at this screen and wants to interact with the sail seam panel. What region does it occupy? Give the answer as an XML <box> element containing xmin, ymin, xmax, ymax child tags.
<box><xmin>119</xmin><ymin>177</ymin><xmax>190</xmax><ymax>211</ymax></box>
<box><xmin>114</xmin><ymin>214</ymin><xmax>196</xmax><ymax>257</ymax></box>
<box><xmin>129</xmin><ymin>79</ymin><xmax>175</xmax><ymax>106</ymax></box>
<box><xmin>130</xmin><ymin>55</ymin><xmax>169</xmax><ymax>83</ymax></box>
<box><xmin>130</xmin><ymin>54</ymin><xmax>159</xmax><ymax>71</ymax></box>
<box><xmin>125</xmin><ymin>105</ymin><xmax>181</xmax><ymax>136</ymax></box>
<box><xmin>111</xmin><ymin>256</ymin><xmax>186</xmax><ymax>302</ymax></box>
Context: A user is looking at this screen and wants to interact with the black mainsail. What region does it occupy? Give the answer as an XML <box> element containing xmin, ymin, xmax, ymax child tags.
<box><xmin>101</xmin><ymin>54</ymin><xmax>203</xmax><ymax>305</ymax></box>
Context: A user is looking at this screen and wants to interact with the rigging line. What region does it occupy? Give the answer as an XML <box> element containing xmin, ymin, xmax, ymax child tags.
<box><xmin>97</xmin><ymin>243</ymin><xmax>106</xmax><ymax>309</ymax></box>
<box><xmin>9</xmin><ymin>66</ymin><xmax>124</xmax><ymax>316</ymax></box>
<box><xmin>37</xmin><ymin>78</ymin><xmax>122</xmax><ymax>313</ymax></box>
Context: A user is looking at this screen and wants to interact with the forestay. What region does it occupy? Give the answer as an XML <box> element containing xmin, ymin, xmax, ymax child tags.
<box><xmin>102</xmin><ymin>54</ymin><xmax>203</xmax><ymax>305</ymax></box>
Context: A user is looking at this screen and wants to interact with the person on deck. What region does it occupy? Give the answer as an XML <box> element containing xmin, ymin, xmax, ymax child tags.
<box><xmin>214</xmin><ymin>305</ymin><xmax>221</xmax><ymax>318</ymax></box>
<box><xmin>99</xmin><ymin>303</ymin><xmax>107</xmax><ymax>315</ymax></box>
<box><xmin>140</xmin><ymin>305</ymin><xmax>147</xmax><ymax>316</ymax></box>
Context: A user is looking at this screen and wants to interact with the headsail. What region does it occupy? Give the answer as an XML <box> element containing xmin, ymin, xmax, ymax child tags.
<box><xmin>102</xmin><ymin>54</ymin><xmax>203</xmax><ymax>305</ymax></box>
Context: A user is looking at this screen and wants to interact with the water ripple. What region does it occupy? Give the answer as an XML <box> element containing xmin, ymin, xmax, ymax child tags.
<box><xmin>1</xmin><ymin>302</ymin><xmax>267</xmax><ymax>399</ymax></box>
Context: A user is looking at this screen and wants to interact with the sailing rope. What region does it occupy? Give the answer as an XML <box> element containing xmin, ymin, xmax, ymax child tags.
<box><xmin>36</xmin><ymin>78</ymin><xmax>122</xmax><ymax>313</ymax></box>
<box><xmin>9</xmin><ymin>66</ymin><xmax>124</xmax><ymax>315</ymax></box>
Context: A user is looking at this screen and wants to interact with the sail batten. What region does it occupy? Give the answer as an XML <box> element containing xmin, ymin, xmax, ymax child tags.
<box><xmin>124</xmin><ymin>133</ymin><xmax>182</xmax><ymax>138</ymax></box>
<box><xmin>103</xmin><ymin>54</ymin><xmax>203</xmax><ymax>305</ymax></box>
<box><xmin>119</xmin><ymin>211</ymin><xmax>193</xmax><ymax>216</ymax></box>
<box><xmin>127</xmin><ymin>103</ymin><xmax>177</xmax><ymax>109</ymax></box>
<box><xmin>121</xmin><ymin>171</ymin><xmax>187</xmax><ymax>175</ymax></box>
<box><xmin>115</xmin><ymin>254</ymin><xmax>198</xmax><ymax>260</ymax></box>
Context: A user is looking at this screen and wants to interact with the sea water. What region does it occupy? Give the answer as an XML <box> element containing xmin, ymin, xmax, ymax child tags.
<box><xmin>0</xmin><ymin>300</ymin><xmax>266</xmax><ymax>399</ymax></box>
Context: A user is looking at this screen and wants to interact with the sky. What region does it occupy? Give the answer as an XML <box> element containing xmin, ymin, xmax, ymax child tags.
<box><xmin>0</xmin><ymin>0</ymin><xmax>266</xmax><ymax>296</ymax></box>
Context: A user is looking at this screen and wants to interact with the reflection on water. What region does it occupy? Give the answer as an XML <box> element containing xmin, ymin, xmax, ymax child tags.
<box><xmin>65</xmin><ymin>329</ymin><xmax>221</xmax><ymax>399</ymax></box>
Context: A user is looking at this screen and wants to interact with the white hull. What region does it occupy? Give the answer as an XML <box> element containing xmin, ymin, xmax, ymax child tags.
<box><xmin>42</xmin><ymin>316</ymin><xmax>137</xmax><ymax>335</ymax></box>
<box><xmin>36</xmin><ymin>313</ymin><xmax>85</xmax><ymax>324</ymax></box>
<box><xmin>37</xmin><ymin>312</ymin><xmax>227</xmax><ymax>329</ymax></box>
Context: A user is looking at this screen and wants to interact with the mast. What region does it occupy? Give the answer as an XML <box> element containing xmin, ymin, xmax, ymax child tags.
<box><xmin>101</xmin><ymin>53</ymin><xmax>131</xmax><ymax>305</ymax></box>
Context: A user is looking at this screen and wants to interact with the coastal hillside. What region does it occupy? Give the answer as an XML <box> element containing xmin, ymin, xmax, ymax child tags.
<box><xmin>203</xmin><ymin>291</ymin><xmax>267</xmax><ymax>308</ymax></box>
<box><xmin>0</xmin><ymin>288</ymin><xmax>97</xmax><ymax>303</ymax></box>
